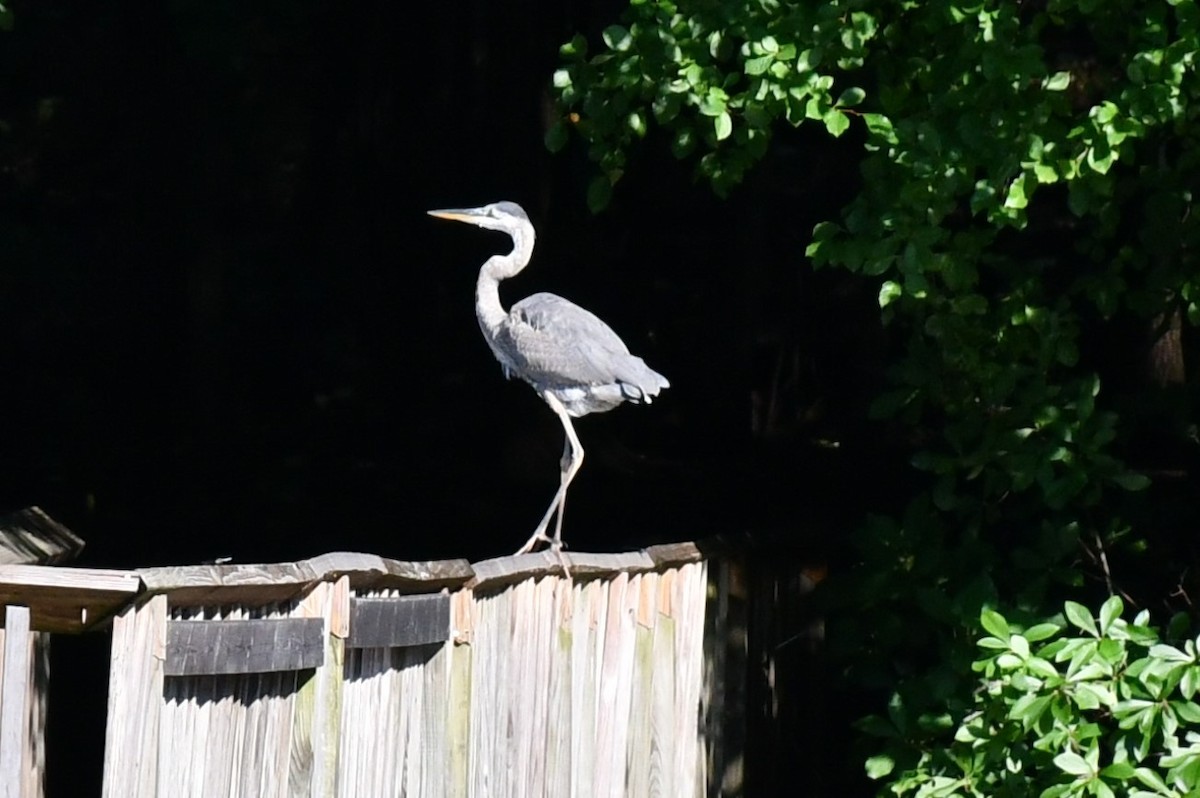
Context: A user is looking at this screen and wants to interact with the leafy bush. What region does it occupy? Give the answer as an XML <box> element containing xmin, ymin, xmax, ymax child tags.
<box><xmin>869</xmin><ymin>598</ymin><xmax>1200</xmax><ymax>798</ymax></box>
<box><xmin>550</xmin><ymin>0</ymin><xmax>1200</xmax><ymax>792</ymax></box>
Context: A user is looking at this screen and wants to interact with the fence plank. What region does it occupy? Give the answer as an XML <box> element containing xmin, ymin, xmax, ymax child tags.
<box><xmin>420</xmin><ymin>635</ymin><xmax>451</xmax><ymax>798</ymax></box>
<box><xmin>165</xmin><ymin>618</ymin><xmax>324</xmax><ymax>676</ymax></box>
<box><xmin>102</xmin><ymin>594</ymin><xmax>167</xmax><ymax>798</ymax></box>
<box><xmin>290</xmin><ymin>577</ymin><xmax>346</xmax><ymax>798</ymax></box>
<box><xmin>0</xmin><ymin>605</ymin><xmax>31</xmax><ymax>798</ymax></box>
<box><xmin>447</xmin><ymin>590</ymin><xmax>473</xmax><ymax>798</ymax></box>
<box><xmin>649</xmin><ymin>612</ymin><xmax>677</xmax><ymax>798</ymax></box>
<box><xmin>91</xmin><ymin>546</ymin><xmax>715</xmax><ymax>798</ymax></box>
<box><xmin>626</xmin><ymin>573</ymin><xmax>658</xmax><ymax>798</ymax></box>
<box><xmin>348</xmin><ymin>594</ymin><xmax>450</xmax><ymax>648</ymax></box>
<box><xmin>24</xmin><ymin>633</ymin><xmax>48</xmax><ymax>798</ymax></box>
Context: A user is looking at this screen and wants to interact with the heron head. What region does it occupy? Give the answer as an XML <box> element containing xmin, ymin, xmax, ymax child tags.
<box><xmin>428</xmin><ymin>201</ymin><xmax>530</xmax><ymax>234</ymax></box>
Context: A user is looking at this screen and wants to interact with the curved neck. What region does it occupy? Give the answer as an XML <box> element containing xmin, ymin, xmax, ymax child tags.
<box><xmin>476</xmin><ymin>219</ymin><xmax>535</xmax><ymax>335</ymax></box>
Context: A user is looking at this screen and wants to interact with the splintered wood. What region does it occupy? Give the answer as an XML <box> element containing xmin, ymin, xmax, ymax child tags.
<box><xmin>98</xmin><ymin>546</ymin><xmax>720</xmax><ymax>798</ymax></box>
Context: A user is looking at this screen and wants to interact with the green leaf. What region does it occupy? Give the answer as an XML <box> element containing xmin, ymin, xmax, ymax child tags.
<box><xmin>744</xmin><ymin>55</ymin><xmax>774</xmax><ymax>76</ymax></box>
<box><xmin>1033</xmin><ymin>162</ymin><xmax>1060</xmax><ymax>184</ymax></box>
<box><xmin>1026</xmin><ymin>623</ymin><xmax>1063</xmax><ymax>642</ymax></box>
<box><xmin>559</xmin><ymin>33</ymin><xmax>586</xmax><ymax>57</ymax></box>
<box><xmin>1044</xmin><ymin>71</ymin><xmax>1072</xmax><ymax>91</ymax></box>
<box><xmin>1112</xmin><ymin>472</ymin><xmax>1151</xmax><ymax>491</ymax></box>
<box><xmin>837</xmin><ymin>86</ymin><xmax>866</xmax><ymax>107</ymax></box>
<box><xmin>981</xmin><ymin>608</ymin><xmax>1010</xmax><ymax>638</ymax></box>
<box><xmin>1099</xmin><ymin>595</ymin><xmax>1124</xmax><ymax>634</ymax></box>
<box><xmin>1148</xmin><ymin>644</ymin><xmax>1192</xmax><ymax>662</ymax></box>
<box><xmin>824</xmin><ymin>109</ymin><xmax>850</xmax><ymax>137</ymax></box>
<box><xmin>1011</xmin><ymin>694</ymin><xmax>1052</xmax><ymax>726</ymax></box>
<box><xmin>714</xmin><ymin>111</ymin><xmax>733</xmax><ymax>141</ymax></box>
<box><xmin>865</xmin><ymin>754</ymin><xmax>895</xmax><ymax>779</ymax></box>
<box><xmin>1005</xmin><ymin>173</ymin><xmax>1030</xmax><ymax>210</ymax></box>
<box><xmin>854</xmin><ymin>713</ymin><xmax>900</xmax><ymax>738</ymax></box>
<box><xmin>699</xmin><ymin>90</ymin><xmax>727</xmax><ymax>117</ymax></box>
<box><xmin>1173</xmin><ymin>701</ymin><xmax>1200</xmax><ymax>723</ymax></box>
<box><xmin>1133</xmin><ymin>767</ymin><xmax>1171</xmax><ymax>791</ymax></box>
<box><xmin>544</xmin><ymin>121</ymin><xmax>569</xmax><ymax>153</ymax></box>
<box><xmin>878</xmin><ymin>280</ymin><xmax>902</xmax><ymax>308</ymax></box>
<box><xmin>862</xmin><ymin>113</ymin><xmax>896</xmax><ymax>144</ymax></box>
<box><xmin>1100</xmin><ymin>761</ymin><xmax>1136</xmax><ymax>779</ymax></box>
<box><xmin>586</xmin><ymin>177</ymin><xmax>612</xmax><ymax>213</ymax></box>
<box><xmin>670</xmin><ymin>127</ymin><xmax>695</xmax><ymax>159</ymax></box>
<box><xmin>1054</xmin><ymin>751</ymin><xmax>1093</xmax><ymax>776</ymax></box>
<box><xmin>1026</xmin><ymin>656</ymin><xmax>1060</xmax><ymax>679</ymax></box>
<box><xmin>1183</xmin><ymin>666</ymin><xmax>1200</xmax><ymax>699</ymax></box>
<box><xmin>1065</xmin><ymin>601</ymin><xmax>1099</xmax><ymax>636</ymax></box>
<box><xmin>602</xmin><ymin>25</ymin><xmax>632</xmax><ymax>52</ymax></box>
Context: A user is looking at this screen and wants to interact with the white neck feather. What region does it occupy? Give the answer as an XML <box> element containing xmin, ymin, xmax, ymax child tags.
<box><xmin>475</xmin><ymin>218</ymin><xmax>535</xmax><ymax>336</ymax></box>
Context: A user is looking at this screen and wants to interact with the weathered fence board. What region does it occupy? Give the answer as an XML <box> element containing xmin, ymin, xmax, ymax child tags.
<box><xmin>102</xmin><ymin>594</ymin><xmax>167</xmax><ymax>798</ymax></box>
<box><xmin>0</xmin><ymin>508</ymin><xmax>84</xmax><ymax>567</ymax></box>
<box><xmin>165</xmin><ymin>618</ymin><xmax>325</xmax><ymax>676</ymax></box>
<box><xmin>348</xmin><ymin>593</ymin><xmax>450</xmax><ymax>648</ymax></box>
<box><xmin>86</xmin><ymin>544</ymin><xmax>733</xmax><ymax>797</ymax></box>
<box><xmin>0</xmin><ymin>605</ymin><xmax>32</xmax><ymax>798</ymax></box>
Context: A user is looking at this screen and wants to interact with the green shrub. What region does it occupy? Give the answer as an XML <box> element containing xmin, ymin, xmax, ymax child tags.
<box><xmin>868</xmin><ymin>598</ymin><xmax>1200</xmax><ymax>797</ymax></box>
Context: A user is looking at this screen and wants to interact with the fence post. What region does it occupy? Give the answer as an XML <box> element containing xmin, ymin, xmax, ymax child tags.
<box><xmin>0</xmin><ymin>605</ymin><xmax>31</xmax><ymax>798</ymax></box>
<box><xmin>289</xmin><ymin>576</ymin><xmax>348</xmax><ymax>797</ymax></box>
<box><xmin>102</xmin><ymin>594</ymin><xmax>168</xmax><ymax>798</ymax></box>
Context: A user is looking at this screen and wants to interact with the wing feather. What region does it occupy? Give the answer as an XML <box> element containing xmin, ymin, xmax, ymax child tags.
<box><xmin>497</xmin><ymin>292</ymin><xmax>666</xmax><ymax>396</ymax></box>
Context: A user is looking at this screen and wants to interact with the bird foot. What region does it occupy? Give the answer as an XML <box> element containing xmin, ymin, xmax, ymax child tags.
<box><xmin>515</xmin><ymin>531</ymin><xmax>551</xmax><ymax>555</ymax></box>
<box><xmin>514</xmin><ymin>532</ymin><xmax>568</xmax><ymax>556</ymax></box>
<box><xmin>514</xmin><ymin>533</ymin><xmax>571</xmax><ymax>579</ymax></box>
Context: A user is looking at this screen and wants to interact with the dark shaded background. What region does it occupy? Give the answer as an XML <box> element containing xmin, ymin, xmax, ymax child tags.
<box><xmin>1</xmin><ymin>1</ymin><xmax>892</xmax><ymax>793</ymax></box>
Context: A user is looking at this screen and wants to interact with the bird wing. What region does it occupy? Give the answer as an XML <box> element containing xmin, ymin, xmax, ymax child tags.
<box><xmin>501</xmin><ymin>292</ymin><xmax>661</xmax><ymax>391</ymax></box>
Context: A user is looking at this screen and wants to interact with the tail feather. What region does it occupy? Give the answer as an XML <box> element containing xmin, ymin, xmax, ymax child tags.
<box><xmin>618</xmin><ymin>356</ymin><xmax>669</xmax><ymax>403</ymax></box>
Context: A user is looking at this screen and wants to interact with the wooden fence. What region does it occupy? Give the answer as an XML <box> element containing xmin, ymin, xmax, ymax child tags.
<box><xmin>82</xmin><ymin>543</ymin><xmax>740</xmax><ymax>797</ymax></box>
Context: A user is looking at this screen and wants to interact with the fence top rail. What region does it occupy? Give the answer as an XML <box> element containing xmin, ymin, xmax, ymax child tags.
<box><xmin>137</xmin><ymin>551</ymin><xmax>475</xmax><ymax>606</ymax></box>
<box><xmin>0</xmin><ymin>564</ymin><xmax>141</xmax><ymax>633</ymax></box>
<box><xmin>467</xmin><ymin>542</ymin><xmax>708</xmax><ymax>590</ymax></box>
<box><xmin>0</xmin><ymin>540</ymin><xmax>721</xmax><ymax>630</ymax></box>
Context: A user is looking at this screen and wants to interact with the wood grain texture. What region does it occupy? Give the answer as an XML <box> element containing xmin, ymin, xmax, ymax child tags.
<box><xmin>164</xmin><ymin>618</ymin><xmax>325</xmax><ymax>676</ymax></box>
<box><xmin>469</xmin><ymin>551</ymin><xmax>656</xmax><ymax>590</ymax></box>
<box><xmin>90</xmin><ymin>544</ymin><xmax>717</xmax><ymax>797</ymax></box>
<box><xmin>0</xmin><ymin>605</ymin><xmax>31</xmax><ymax>798</ymax></box>
<box><xmin>447</xmin><ymin>596</ymin><xmax>472</xmax><ymax>798</ymax></box>
<box><xmin>139</xmin><ymin>552</ymin><xmax>472</xmax><ymax>606</ymax></box>
<box><xmin>0</xmin><ymin>507</ymin><xmax>84</xmax><ymax>567</ymax></box>
<box><xmin>102</xmin><ymin>594</ymin><xmax>167</xmax><ymax>798</ymax></box>
<box><xmin>348</xmin><ymin>593</ymin><xmax>450</xmax><ymax>649</ymax></box>
<box><xmin>0</xmin><ymin>565</ymin><xmax>140</xmax><ymax>634</ymax></box>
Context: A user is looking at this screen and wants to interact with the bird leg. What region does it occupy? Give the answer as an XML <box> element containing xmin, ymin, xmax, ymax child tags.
<box><xmin>553</xmin><ymin>436</ymin><xmax>573</xmax><ymax>543</ymax></box>
<box><xmin>515</xmin><ymin>393</ymin><xmax>584</xmax><ymax>561</ymax></box>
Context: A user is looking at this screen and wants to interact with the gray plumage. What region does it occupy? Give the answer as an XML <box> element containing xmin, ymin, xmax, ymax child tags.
<box><xmin>428</xmin><ymin>200</ymin><xmax>669</xmax><ymax>553</ymax></box>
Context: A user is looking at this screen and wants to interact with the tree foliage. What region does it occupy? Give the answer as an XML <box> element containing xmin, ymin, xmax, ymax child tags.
<box><xmin>875</xmin><ymin>600</ymin><xmax>1200</xmax><ymax>797</ymax></box>
<box><xmin>551</xmin><ymin>0</ymin><xmax>1200</xmax><ymax>791</ymax></box>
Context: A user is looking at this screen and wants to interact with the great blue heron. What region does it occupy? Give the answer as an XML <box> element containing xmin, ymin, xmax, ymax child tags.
<box><xmin>428</xmin><ymin>201</ymin><xmax>669</xmax><ymax>554</ymax></box>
